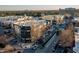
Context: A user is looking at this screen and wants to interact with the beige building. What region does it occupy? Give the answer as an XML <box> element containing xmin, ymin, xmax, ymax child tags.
<box><xmin>13</xmin><ymin>16</ymin><xmax>48</xmax><ymax>42</ymax></box>
<box><xmin>41</xmin><ymin>15</ymin><xmax>65</xmax><ymax>24</ymax></box>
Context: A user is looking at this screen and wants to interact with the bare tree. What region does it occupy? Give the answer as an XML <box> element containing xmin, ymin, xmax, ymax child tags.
<box><xmin>59</xmin><ymin>25</ymin><xmax>75</xmax><ymax>48</ymax></box>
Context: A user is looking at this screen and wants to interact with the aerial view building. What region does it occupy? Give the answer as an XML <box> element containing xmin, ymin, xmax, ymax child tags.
<box><xmin>0</xmin><ymin>5</ymin><xmax>79</xmax><ymax>53</ymax></box>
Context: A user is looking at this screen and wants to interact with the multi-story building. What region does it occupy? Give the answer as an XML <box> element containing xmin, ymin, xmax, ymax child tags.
<box><xmin>13</xmin><ymin>16</ymin><xmax>48</xmax><ymax>42</ymax></box>
<box><xmin>59</xmin><ymin>8</ymin><xmax>76</xmax><ymax>16</ymax></box>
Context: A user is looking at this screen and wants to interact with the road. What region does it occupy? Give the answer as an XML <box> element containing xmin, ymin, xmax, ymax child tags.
<box><xmin>35</xmin><ymin>33</ymin><xmax>59</xmax><ymax>53</ymax></box>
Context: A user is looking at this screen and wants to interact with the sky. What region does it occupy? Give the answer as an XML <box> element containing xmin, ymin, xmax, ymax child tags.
<box><xmin>0</xmin><ymin>5</ymin><xmax>79</xmax><ymax>11</ymax></box>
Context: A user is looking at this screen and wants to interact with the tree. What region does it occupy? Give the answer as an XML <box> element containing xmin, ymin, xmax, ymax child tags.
<box><xmin>58</xmin><ymin>25</ymin><xmax>75</xmax><ymax>48</ymax></box>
